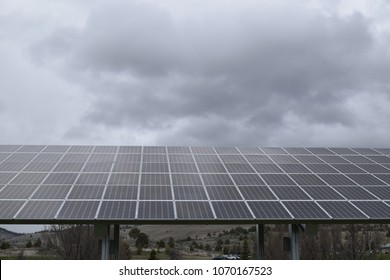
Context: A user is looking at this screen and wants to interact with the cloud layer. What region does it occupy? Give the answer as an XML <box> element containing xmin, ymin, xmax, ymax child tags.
<box><xmin>1</xmin><ymin>0</ymin><xmax>390</xmax><ymax>146</ymax></box>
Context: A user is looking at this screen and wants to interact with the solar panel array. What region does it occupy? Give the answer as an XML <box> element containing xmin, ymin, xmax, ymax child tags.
<box><xmin>1</xmin><ymin>145</ymin><xmax>390</xmax><ymax>223</ymax></box>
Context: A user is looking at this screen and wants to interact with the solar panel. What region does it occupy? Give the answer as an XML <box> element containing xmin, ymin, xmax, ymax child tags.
<box><xmin>333</xmin><ymin>187</ymin><xmax>377</xmax><ymax>200</ymax></box>
<box><xmin>57</xmin><ymin>201</ymin><xmax>100</xmax><ymax>219</ymax></box>
<box><xmin>0</xmin><ymin>161</ymin><xmax>29</xmax><ymax>172</ymax></box>
<box><xmin>247</xmin><ymin>201</ymin><xmax>292</xmax><ymax>219</ymax></box>
<box><xmin>0</xmin><ymin>185</ymin><xmax>39</xmax><ymax>199</ymax></box>
<box><xmin>351</xmin><ymin>201</ymin><xmax>390</xmax><ymax>219</ymax></box>
<box><xmin>279</xmin><ymin>164</ymin><xmax>311</xmax><ymax>174</ymax></box>
<box><xmin>16</xmin><ymin>200</ymin><xmax>63</xmax><ymax>219</ymax></box>
<box><xmin>224</xmin><ymin>163</ymin><xmax>256</xmax><ymax>173</ymax></box>
<box><xmin>212</xmin><ymin>201</ymin><xmax>253</xmax><ymax>219</ymax></box>
<box><xmin>117</xmin><ymin>146</ymin><xmax>142</xmax><ymax>153</ymax></box>
<box><xmin>32</xmin><ymin>185</ymin><xmax>72</xmax><ymax>199</ymax></box>
<box><xmin>317</xmin><ymin>174</ymin><xmax>357</xmax><ymax>186</ymax></box>
<box><xmin>206</xmin><ymin>186</ymin><xmax>243</xmax><ymax>200</ymax></box>
<box><xmin>364</xmin><ymin>187</ymin><xmax>390</xmax><ymax>199</ymax></box>
<box><xmin>231</xmin><ymin>174</ymin><xmax>265</xmax><ymax>186</ymax></box>
<box><xmin>169</xmin><ymin>163</ymin><xmax>198</xmax><ymax>173</ymax></box>
<box><xmin>261</xmin><ymin>174</ymin><xmax>296</xmax><ymax>185</ymax></box>
<box><xmin>304</xmin><ymin>164</ymin><xmax>339</xmax><ymax>174</ymax></box>
<box><xmin>141</xmin><ymin>163</ymin><xmax>169</xmax><ymax>173</ymax></box>
<box><xmin>176</xmin><ymin>201</ymin><xmax>214</xmax><ymax>219</ymax></box>
<box><xmin>0</xmin><ymin>200</ymin><xmax>26</xmax><ymax>218</ymax></box>
<box><xmin>139</xmin><ymin>186</ymin><xmax>172</xmax><ymax>200</ymax></box>
<box><xmin>68</xmin><ymin>185</ymin><xmax>105</xmax><ymax>199</ymax></box>
<box><xmin>317</xmin><ymin>201</ymin><xmax>366</xmax><ymax>219</ymax></box>
<box><xmin>282</xmin><ymin>201</ymin><xmax>329</xmax><ymax>219</ymax></box>
<box><xmin>301</xmin><ymin>186</ymin><xmax>344</xmax><ymax>200</ymax></box>
<box><xmin>98</xmin><ymin>201</ymin><xmax>136</xmax><ymax>219</ymax></box>
<box><xmin>140</xmin><ymin>173</ymin><xmax>170</xmax><ymax>186</ymax></box>
<box><xmin>75</xmin><ymin>173</ymin><xmax>109</xmax><ymax>185</ymax></box>
<box><xmin>238</xmin><ymin>186</ymin><xmax>277</xmax><ymax>200</ymax></box>
<box><xmin>270</xmin><ymin>186</ymin><xmax>311</xmax><ymax>200</ymax></box>
<box><xmin>0</xmin><ymin>145</ymin><xmax>390</xmax><ymax>223</ymax></box>
<box><xmin>137</xmin><ymin>201</ymin><xmax>174</xmax><ymax>219</ymax></box>
<box><xmin>173</xmin><ymin>185</ymin><xmax>208</xmax><ymax>200</ymax></box>
<box><xmin>109</xmin><ymin>173</ymin><xmax>139</xmax><ymax>185</ymax></box>
<box><xmin>171</xmin><ymin>174</ymin><xmax>202</xmax><ymax>186</ymax></box>
<box><xmin>103</xmin><ymin>186</ymin><xmax>138</xmax><ymax>200</ymax></box>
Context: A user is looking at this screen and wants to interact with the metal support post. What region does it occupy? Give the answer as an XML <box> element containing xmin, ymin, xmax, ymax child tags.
<box><xmin>256</xmin><ymin>224</ymin><xmax>265</xmax><ymax>260</ymax></box>
<box><xmin>101</xmin><ymin>224</ymin><xmax>110</xmax><ymax>260</ymax></box>
<box><xmin>114</xmin><ymin>224</ymin><xmax>120</xmax><ymax>260</ymax></box>
<box><xmin>289</xmin><ymin>224</ymin><xmax>300</xmax><ymax>260</ymax></box>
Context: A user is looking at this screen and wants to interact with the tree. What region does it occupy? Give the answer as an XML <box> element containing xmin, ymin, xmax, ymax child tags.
<box><xmin>149</xmin><ymin>249</ymin><xmax>158</xmax><ymax>260</ymax></box>
<box><xmin>129</xmin><ymin>228</ymin><xmax>141</xmax><ymax>239</ymax></box>
<box><xmin>34</xmin><ymin>238</ymin><xmax>42</xmax><ymax>247</ymax></box>
<box><xmin>135</xmin><ymin>233</ymin><xmax>149</xmax><ymax>248</ymax></box>
<box><xmin>168</xmin><ymin>237</ymin><xmax>175</xmax><ymax>248</ymax></box>
<box><xmin>43</xmin><ymin>224</ymin><xmax>98</xmax><ymax>260</ymax></box>
<box><xmin>223</xmin><ymin>246</ymin><xmax>229</xmax><ymax>255</ymax></box>
<box><xmin>241</xmin><ymin>240</ymin><xmax>251</xmax><ymax>260</ymax></box>
<box><xmin>1</xmin><ymin>241</ymin><xmax>11</xmax><ymax>250</ymax></box>
<box><xmin>26</xmin><ymin>240</ymin><xmax>33</xmax><ymax>248</ymax></box>
<box><xmin>157</xmin><ymin>240</ymin><xmax>165</xmax><ymax>252</ymax></box>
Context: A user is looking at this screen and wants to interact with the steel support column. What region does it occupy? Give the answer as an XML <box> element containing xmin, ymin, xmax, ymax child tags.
<box><xmin>114</xmin><ymin>224</ymin><xmax>120</xmax><ymax>260</ymax></box>
<box><xmin>289</xmin><ymin>224</ymin><xmax>300</xmax><ymax>260</ymax></box>
<box><xmin>256</xmin><ymin>224</ymin><xmax>265</xmax><ymax>260</ymax></box>
<box><xmin>101</xmin><ymin>224</ymin><xmax>110</xmax><ymax>260</ymax></box>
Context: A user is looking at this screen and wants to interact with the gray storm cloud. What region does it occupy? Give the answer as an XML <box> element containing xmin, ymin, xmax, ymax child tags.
<box><xmin>28</xmin><ymin>0</ymin><xmax>390</xmax><ymax>146</ymax></box>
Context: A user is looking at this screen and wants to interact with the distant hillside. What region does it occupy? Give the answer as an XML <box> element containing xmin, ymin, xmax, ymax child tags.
<box><xmin>0</xmin><ymin>227</ymin><xmax>22</xmax><ymax>240</ymax></box>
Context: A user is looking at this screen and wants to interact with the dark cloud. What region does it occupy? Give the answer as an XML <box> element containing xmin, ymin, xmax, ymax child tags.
<box><xmin>30</xmin><ymin>0</ymin><xmax>390</xmax><ymax>146</ymax></box>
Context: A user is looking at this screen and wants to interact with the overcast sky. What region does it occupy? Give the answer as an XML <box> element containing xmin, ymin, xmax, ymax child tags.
<box><xmin>1</xmin><ymin>0</ymin><xmax>390</xmax><ymax>232</ymax></box>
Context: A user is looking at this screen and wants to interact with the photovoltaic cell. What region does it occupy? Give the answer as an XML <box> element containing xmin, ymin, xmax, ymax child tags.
<box><xmin>351</xmin><ymin>148</ymin><xmax>381</xmax><ymax>155</ymax></box>
<box><xmin>54</xmin><ymin>162</ymin><xmax>85</xmax><ymax>172</ymax></box>
<box><xmin>68</xmin><ymin>185</ymin><xmax>105</xmax><ymax>199</ymax></box>
<box><xmin>83</xmin><ymin>162</ymin><xmax>113</xmax><ymax>172</ymax></box>
<box><xmin>238</xmin><ymin>186</ymin><xmax>277</xmax><ymax>200</ymax></box>
<box><xmin>289</xmin><ymin>174</ymin><xmax>326</xmax><ymax>186</ymax></box>
<box><xmin>268</xmin><ymin>155</ymin><xmax>299</xmax><ymax>164</ymax></box>
<box><xmin>251</xmin><ymin>164</ymin><xmax>283</xmax><ymax>173</ymax></box>
<box><xmin>194</xmin><ymin>155</ymin><xmax>221</xmax><ymax>164</ymax></box>
<box><xmin>244</xmin><ymin>155</ymin><xmax>273</xmax><ymax>164</ymax></box>
<box><xmin>24</xmin><ymin>162</ymin><xmax>56</xmax><ymax>172</ymax></box>
<box><xmin>330</xmin><ymin>164</ymin><xmax>365</xmax><ymax>174</ymax></box>
<box><xmin>212</xmin><ymin>201</ymin><xmax>253</xmax><ymax>219</ymax></box>
<box><xmin>231</xmin><ymin>174</ymin><xmax>265</xmax><ymax>186</ymax></box>
<box><xmin>57</xmin><ymin>201</ymin><xmax>100</xmax><ymax>219</ymax></box>
<box><xmin>88</xmin><ymin>154</ymin><xmax>115</xmax><ymax>162</ymax></box>
<box><xmin>18</xmin><ymin>145</ymin><xmax>46</xmax><ymax>153</ymax></box>
<box><xmin>33</xmin><ymin>153</ymin><xmax>63</xmax><ymax>162</ymax></box>
<box><xmin>304</xmin><ymin>164</ymin><xmax>339</xmax><ymax>174</ymax></box>
<box><xmin>261</xmin><ymin>174</ymin><xmax>296</xmax><ymax>186</ymax></box>
<box><xmin>318</xmin><ymin>156</ymin><xmax>349</xmax><ymax>164</ymax></box>
<box><xmin>142</xmin><ymin>154</ymin><xmax>168</xmax><ymax>163</ymax></box>
<box><xmin>6</xmin><ymin>153</ymin><xmax>36</xmax><ymax>162</ymax></box>
<box><xmin>167</xmin><ymin>146</ymin><xmax>191</xmax><ymax>154</ymax></box>
<box><xmin>373</xmin><ymin>174</ymin><xmax>390</xmax><ymax>184</ymax></box>
<box><xmin>173</xmin><ymin>185</ymin><xmax>208</xmax><ymax>200</ymax></box>
<box><xmin>279</xmin><ymin>164</ymin><xmax>311</xmax><ymax>174</ymax></box>
<box><xmin>140</xmin><ymin>174</ymin><xmax>170</xmax><ymax>186</ymax></box>
<box><xmin>270</xmin><ymin>186</ymin><xmax>310</xmax><ymax>200</ymax></box>
<box><xmin>171</xmin><ymin>174</ymin><xmax>202</xmax><ymax>186</ymax></box>
<box><xmin>248</xmin><ymin>201</ymin><xmax>292</xmax><ymax>219</ymax></box>
<box><xmin>284</xmin><ymin>147</ymin><xmax>311</xmax><ymax>155</ymax></box>
<box><xmin>116</xmin><ymin>154</ymin><xmax>141</xmax><ymax>163</ymax></box>
<box><xmin>317</xmin><ymin>174</ymin><xmax>357</xmax><ymax>186</ymax></box>
<box><xmin>75</xmin><ymin>173</ymin><xmax>109</xmax><ymax>185</ymax></box>
<box><xmin>317</xmin><ymin>201</ymin><xmax>366</xmax><ymax>219</ymax></box>
<box><xmin>98</xmin><ymin>201</ymin><xmax>136</xmax><ymax>219</ymax></box>
<box><xmin>333</xmin><ymin>187</ymin><xmax>377</xmax><ymax>200</ymax></box>
<box><xmin>283</xmin><ymin>201</ymin><xmax>329</xmax><ymax>219</ymax></box>
<box><xmin>356</xmin><ymin>164</ymin><xmax>390</xmax><ymax>174</ymax></box>
<box><xmin>169</xmin><ymin>163</ymin><xmax>198</xmax><ymax>173</ymax></box>
<box><xmin>301</xmin><ymin>186</ymin><xmax>344</xmax><ymax>200</ymax></box>
<box><xmin>0</xmin><ymin>185</ymin><xmax>39</xmax><ymax>199</ymax></box>
<box><xmin>224</xmin><ymin>163</ymin><xmax>256</xmax><ymax>173</ymax></box>
<box><xmin>68</xmin><ymin>146</ymin><xmax>94</xmax><ymax>153</ymax></box>
<box><xmin>137</xmin><ymin>201</ymin><xmax>174</xmax><ymax>219</ymax></box>
<box><xmin>32</xmin><ymin>185</ymin><xmax>72</xmax><ymax>199</ymax></box>
<box><xmin>237</xmin><ymin>147</ymin><xmax>263</xmax><ymax>154</ymax></box>
<box><xmin>346</xmin><ymin>174</ymin><xmax>386</xmax><ymax>185</ymax></box>
<box><xmin>306</xmin><ymin>148</ymin><xmax>334</xmax><ymax>155</ymax></box>
<box><xmin>294</xmin><ymin>155</ymin><xmax>324</xmax><ymax>164</ymax></box>
<box><xmin>176</xmin><ymin>201</ymin><xmax>214</xmax><ymax>219</ymax></box>
<box><xmin>261</xmin><ymin>147</ymin><xmax>287</xmax><ymax>154</ymax></box>
<box><xmin>191</xmin><ymin>147</ymin><xmax>216</xmax><ymax>154</ymax></box>
<box><xmin>364</xmin><ymin>187</ymin><xmax>390</xmax><ymax>199</ymax></box>
<box><xmin>103</xmin><ymin>186</ymin><xmax>138</xmax><ymax>200</ymax></box>
<box><xmin>112</xmin><ymin>162</ymin><xmax>140</xmax><ymax>173</ymax></box>
<box><xmin>143</xmin><ymin>146</ymin><xmax>166</xmax><ymax>154</ymax></box>
<box><xmin>220</xmin><ymin>155</ymin><xmax>247</xmax><ymax>163</ymax></box>
<box><xmin>42</xmin><ymin>145</ymin><xmax>70</xmax><ymax>153</ymax></box>
<box><xmin>366</xmin><ymin>156</ymin><xmax>390</xmax><ymax>164</ymax></box>
<box><xmin>197</xmin><ymin>163</ymin><xmax>227</xmax><ymax>173</ymax></box>
<box><xmin>93</xmin><ymin>146</ymin><xmax>117</xmax><ymax>153</ymax></box>
<box><xmin>0</xmin><ymin>145</ymin><xmax>21</xmax><ymax>152</ymax></box>
<box><xmin>202</xmin><ymin>174</ymin><xmax>234</xmax><ymax>186</ymax></box>
<box><xmin>214</xmin><ymin>147</ymin><xmax>239</xmax><ymax>154</ymax></box>
<box><xmin>16</xmin><ymin>200</ymin><xmax>63</xmax><ymax>219</ymax></box>
<box><xmin>0</xmin><ymin>200</ymin><xmax>26</xmax><ymax>218</ymax></box>
<box><xmin>109</xmin><ymin>173</ymin><xmax>139</xmax><ymax>185</ymax></box>
<box><xmin>168</xmin><ymin>154</ymin><xmax>194</xmax><ymax>163</ymax></box>
<box><xmin>0</xmin><ymin>153</ymin><xmax>11</xmax><ymax>161</ymax></box>
<box><xmin>328</xmin><ymin>148</ymin><xmax>357</xmax><ymax>155</ymax></box>
<box><xmin>206</xmin><ymin>186</ymin><xmax>243</xmax><ymax>200</ymax></box>
<box><xmin>139</xmin><ymin>185</ymin><xmax>172</xmax><ymax>200</ymax></box>
<box><xmin>0</xmin><ymin>162</ymin><xmax>28</xmax><ymax>172</ymax></box>
<box><xmin>9</xmin><ymin>173</ymin><xmax>48</xmax><ymax>184</ymax></box>
<box><xmin>43</xmin><ymin>173</ymin><xmax>79</xmax><ymax>184</ymax></box>
<box><xmin>342</xmin><ymin>156</ymin><xmax>374</xmax><ymax>164</ymax></box>
<box><xmin>141</xmin><ymin>163</ymin><xmax>169</xmax><ymax>173</ymax></box>
<box><xmin>118</xmin><ymin>146</ymin><xmax>142</xmax><ymax>153</ymax></box>
<box><xmin>351</xmin><ymin>201</ymin><xmax>390</xmax><ymax>219</ymax></box>
<box><xmin>60</xmin><ymin>153</ymin><xmax>90</xmax><ymax>162</ymax></box>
